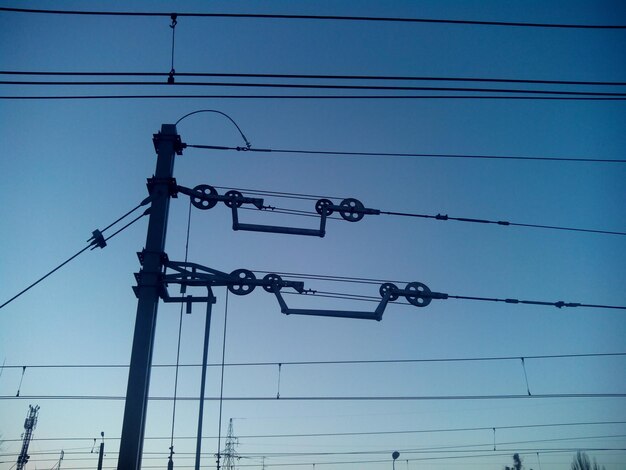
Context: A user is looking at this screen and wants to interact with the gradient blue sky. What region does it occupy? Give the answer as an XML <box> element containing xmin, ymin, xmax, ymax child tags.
<box><xmin>1</xmin><ymin>1</ymin><xmax>625</xmax><ymax>470</ymax></box>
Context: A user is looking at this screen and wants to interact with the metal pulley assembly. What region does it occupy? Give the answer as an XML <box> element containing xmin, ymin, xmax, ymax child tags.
<box><xmin>159</xmin><ymin>258</ymin><xmax>446</xmax><ymax>321</ymax></box>
<box><xmin>190</xmin><ymin>184</ymin><xmax>218</xmax><ymax>210</ymax></box>
<box><xmin>179</xmin><ymin>183</ymin><xmax>381</xmax><ymax>237</ymax></box>
<box><xmin>227</xmin><ymin>268</ymin><xmax>256</xmax><ymax>295</ymax></box>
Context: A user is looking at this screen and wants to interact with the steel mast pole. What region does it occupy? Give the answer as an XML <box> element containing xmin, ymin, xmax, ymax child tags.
<box><xmin>118</xmin><ymin>124</ymin><xmax>181</xmax><ymax>470</ymax></box>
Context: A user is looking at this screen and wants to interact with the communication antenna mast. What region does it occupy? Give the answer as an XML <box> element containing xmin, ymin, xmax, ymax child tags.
<box><xmin>222</xmin><ymin>419</ymin><xmax>239</xmax><ymax>470</ymax></box>
<box><xmin>16</xmin><ymin>404</ymin><xmax>40</xmax><ymax>470</ymax></box>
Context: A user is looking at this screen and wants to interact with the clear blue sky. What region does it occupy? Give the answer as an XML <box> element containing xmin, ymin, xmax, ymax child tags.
<box><xmin>1</xmin><ymin>1</ymin><xmax>625</xmax><ymax>470</ymax></box>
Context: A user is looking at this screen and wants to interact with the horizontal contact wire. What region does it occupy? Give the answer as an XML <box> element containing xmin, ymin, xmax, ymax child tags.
<box><xmin>1</xmin><ymin>7</ymin><xmax>626</xmax><ymax>28</ymax></box>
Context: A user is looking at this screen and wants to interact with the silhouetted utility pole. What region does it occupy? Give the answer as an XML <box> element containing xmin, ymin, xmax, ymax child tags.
<box><xmin>97</xmin><ymin>432</ymin><xmax>105</xmax><ymax>470</ymax></box>
<box><xmin>116</xmin><ymin>124</ymin><xmax>436</xmax><ymax>470</ymax></box>
<box><xmin>117</xmin><ymin>124</ymin><xmax>182</xmax><ymax>470</ymax></box>
<box><xmin>16</xmin><ymin>404</ymin><xmax>39</xmax><ymax>470</ymax></box>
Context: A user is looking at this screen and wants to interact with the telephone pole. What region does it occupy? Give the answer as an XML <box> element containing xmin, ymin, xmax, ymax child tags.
<box><xmin>117</xmin><ymin>124</ymin><xmax>182</xmax><ymax>470</ymax></box>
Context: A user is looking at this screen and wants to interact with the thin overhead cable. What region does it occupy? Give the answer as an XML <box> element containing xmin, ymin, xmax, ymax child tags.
<box><xmin>9</xmin><ymin>435</ymin><xmax>626</xmax><ymax>457</ymax></box>
<box><xmin>206</xmin><ymin>183</ymin><xmax>626</xmax><ymax>235</ymax></box>
<box><xmin>291</xmin><ymin>288</ymin><xmax>626</xmax><ymax>311</ymax></box>
<box><xmin>2</xmin><ymin>94</ymin><xmax>625</xmax><ymax>101</ymax></box>
<box><xmin>0</xmin><ymin>198</ymin><xmax>152</xmax><ymax>310</ymax></box>
<box><xmin>18</xmin><ymin>449</ymin><xmax>626</xmax><ymax>469</ymax></box>
<box><xmin>1</xmin><ymin>7</ymin><xmax>625</xmax><ymax>29</ymax></box>
<box><xmin>261</xmin><ymin>204</ymin><xmax>626</xmax><ymax>236</ymax></box>
<box><xmin>3</xmin><ymin>80</ymin><xmax>626</xmax><ymax>97</ymax></box>
<box><xmin>2</xmin><ymin>392</ymin><xmax>625</xmax><ymax>401</ymax></box>
<box><xmin>189</xmin><ymin>144</ymin><xmax>626</xmax><ymax>163</ymax></box>
<box><xmin>7</xmin><ymin>419</ymin><xmax>625</xmax><ymax>443</ymax></box>
<box><xmin>2</xmin><ymin>71</ymin><xmax>626</xmax><ymax>87</ymax></box>
<box><xmin>4</xmin><ymin>352</ymin><xmax>624</xmax><ymax>369</ymax></box>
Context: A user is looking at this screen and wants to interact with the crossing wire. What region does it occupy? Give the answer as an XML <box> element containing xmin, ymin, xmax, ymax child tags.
<box><xmin>4</xmin><ymin>419</ymin><xmax>625</xmax><ymax>442</ymax></box>
<box><xmin>285</xmin><ymin>288</ymin><xmax>626</xmax><ymax>311</ymax></box>
<box><xmin>2</xmin><ymin>392</ymin><xmax>626</xmax><ymax>401</ymax></box>
<box><xmin>203</xmin><ymin>182</ymin><xmax>626</xmax><ymax>235</ymax></box>
<box><xmin>8</xmin><ymin>435</ymin><xmax>626</xmax><ymax>457</ymax></box>
<box><xmin>2</xmin><ymin>352</ymin><xmax>624</xmax><ymax>370</ymax></box>
<box><xmin>190</xmin><ymin>144</ymin><xmax>626</xmax><ymax>163</ymax></box>
<box><xmin>1</xmin><ymin>7</ymin><xmax>626</xmax><ymax>29</ymax></box>
<box><xmin>2</xmin><ymin>94</ymin><xmax>626</xmax><ymax>101</ymax></box>
<box><xmin>3</xmin><ymin>80</ymin><xmax>626</xmax><ymax>97</ymax></box>
<box><xmin>3</xmin><ymin>70</ymin><xmax>626</xmax><ymax>87</ymax></box>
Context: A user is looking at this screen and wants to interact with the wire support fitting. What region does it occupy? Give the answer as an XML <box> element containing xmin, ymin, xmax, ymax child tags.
<box><xmin>177</xmin><ymin>184</ymin><xmax>379</xmax><ymax>238</ymax></box>
<box><xmin>160</xmin><ymin>260</ymin><xmax>441</xmax><ymax>322</ymax></box>
<box><xmin>168</xmin><ymin>14</ymin><xmax>178</xmax><ymax>84</ymax></box>
<box><xmin>153</xmin><ymin>131</ymin><xmax>185</xmax><ymax>155</ymax></box>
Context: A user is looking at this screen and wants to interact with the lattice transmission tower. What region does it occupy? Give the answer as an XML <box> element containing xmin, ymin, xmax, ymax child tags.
<box><xmin>16</xmin><ymin>404</ymin><xmax>39</xmax><ymax>470</ymax></box>
<box><xmin>222</xmin><ymin>419</ymin><xmax>239</xmax><ymax>470</ymax></box>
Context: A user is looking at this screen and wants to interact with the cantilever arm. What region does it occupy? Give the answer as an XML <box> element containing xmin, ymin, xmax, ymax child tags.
<box><xmin>273</xmin><ymin>289</ymin><xmax>393</xmax><ymax>321</ymax></box>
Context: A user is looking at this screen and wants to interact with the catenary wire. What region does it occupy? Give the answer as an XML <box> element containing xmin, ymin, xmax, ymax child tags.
<box><xmin>5</xmin><ymin>419</ymin><xmax>625</xmax><ymax>443</ymax></box>
<box><xmin>254</xmin><ymin>204</ymin><xmax>626</xmax><ymax>236</ymax></box>
<box><xmin>1</xmin><ymin>7</ymin><xmax>626</xmax><ymax>29</ymax></box>
<box><xmin>288</xmin><ymin>288</ymin><xmax>626</xmax><ymax>310</ymax></box>
<box><xmin>15</xmin><ymin>450</ymin><xmax>626</xmax><ymax>470</ymax></box>
<box><xmin>4</xmin><ymin>80</ymin><xmax>626</xmax><ymax>97</ymax></box>
<box><xmin>188</xmin><ymin>143</ymin><xmax>626</xmax><ymax>163</ymax></box>
<box><xmin>200</xmin><ymin>182</ymin><xmax>626</xmax><ymax>235</ymax></box>
<box><xmin>2</xmin><ymin>94</ymin><xmax>626</xmax><ymax>101</ymax></box>
<box><xmin>2</xmin><ymin>393</ymin><xmax>625</xmax><ymax>401</ymax></box>
<box><xmin>8</xmin><ymin>435</ymin><xmax>626</xmax><ymax>458</ymax></box>
<box><xmin>3</xmin><ymin>352</ymin><xmax>624</xmax><ymax>370</ymax></box>
<box><xmin>3</xmin><ymin>70</ymin><xmax>626</xmax><ymax>87</ymax></box>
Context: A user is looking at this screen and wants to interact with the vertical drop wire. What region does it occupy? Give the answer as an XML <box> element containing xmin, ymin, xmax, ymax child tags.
<box><xmin>169</xmin><ymin>198</ymin><xmax>193</xmax><ymax>469</ymax></box>
<box><xmin>195</xmin><ymin>295</ymin><xmax>214</xmax><ymax>470</ymax></box>
<box><xmin>521</xmin><ymin>357</ymin><xmax>532</xmax><ymax>395</ymax></box>
<box><xmin>493</xmin><ymin>427</ymin><xmax>496</xmax><ymax>451</ymax></box>
<box><xmin>216</xmin><ymin>289</ymin><xmax>230</xmax><ymax>470</ymax></box>
<box><xmin>537</xmin><ymin>452</ymin><xmax>543</xmax><ymax>470</ymax></box>
<box><xmin>276</xmin><ymin>363</ymin><xmax>282</xmax><ymax>399</ymax></box>
<box><xmin>168</xmin><ymin>14</ymin><xmax>178</xmax><ymax>84</ymax></box>
<box><xmin>16</xmin><ymin>366</ymin><xmax>26</xmax><ymax>397</ymax></box>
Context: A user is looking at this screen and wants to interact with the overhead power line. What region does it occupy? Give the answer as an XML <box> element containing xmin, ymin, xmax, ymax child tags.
<box><xmin>2</xmin><ymin>94</ymin><xmax>625</xmax><ymax>101</ymax></box>
<box><xmin>4</xmin><ymin>421</ymin><xmax>626</xmax><ymax>442</ymax></box>
<box><xmin>208</xmin><ymin>183</ymin><xmax>626</xmax><ymax>235</ymax></box>
<box><xmin>287</xmin><ymin>288</ymin><xmax>626</xmax><ymax>311</ymax></box>
<box><xmin>3</xmin><ymin>351</ymin><xmax>624</xmax><ymax>369</ymax></box>
<box><xmin>1</xmin><ymin>7</ymin><xmax>625</xmax><ymax>29</ymax></box>
<box><xmin>8</xmin><ymin>435</ymin><xmax>626</xmax><ymax>458</ymax></box>
<box><xmin>189</xmin><ymin>144</ymin><xmax>626</xmax><ymax>164</ymax></box>
<box><xmin>2</xmin><ymin>393</ymin><xmax>625</xmax><ymax>401</ymax></box>
<box><xmin>5</xmin><ymin>419</ymin><xmax>625</xmax><ymax>443</ymax></box>
<box><xmin>3</xmin><ymin>80</ymin><xmax>626</xmax><ymax>97</ymax></box>
<box><xmin>2</xmin><ymin>71</ymin><xmax>626</xmax><ymax>87</ymax></box>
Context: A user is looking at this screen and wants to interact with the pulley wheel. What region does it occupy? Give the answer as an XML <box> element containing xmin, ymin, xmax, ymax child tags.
<box><xmin>339</xmin><ymin>198</ymin><xmax>365</xmax><ymax>222</ymax></box>
<box><xmin>315</xmin><ymin>199</ymin><xmax>334</xmax><ymax>216</ymax></box>
<box><xmin>228</xmin><ymin>269</ymin><xmax>256</xmax><ymax>295</ymax></box>
<box><xmin>190</xmin><ymin>184</ymin><xmax>218</xmax><ymax>210</ymax></box>
<box><xmin>379</xmin><ymin>282</ymin><xmax>399</xmax><ymax>301</ymax></box>
<box><xmin>405</xmin><ymin>282</ymin><xmax>432</xmax><ymax>307</ymax></box>
<box><xmin>224</xmin><ymin>190</ymin><xmax>244</xmax><ymax>208</ymax></box>
<box><xmin>262</xmin><ymin>273</ymin><xmax>283</xmax><ymax>293</ymax></box>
